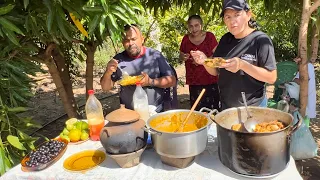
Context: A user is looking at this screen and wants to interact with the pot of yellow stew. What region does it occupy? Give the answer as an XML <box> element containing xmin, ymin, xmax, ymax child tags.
<box><xmin>143</xmin><ymin>108</ymin><xmax>217</xmax><ymax>158</ymax></box>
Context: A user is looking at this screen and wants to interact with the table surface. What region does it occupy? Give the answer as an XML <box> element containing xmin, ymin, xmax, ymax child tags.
<box><xmin>1</xmin><ymin>124</ymin><xmax>303</xmax><ymax>180</ymax></box>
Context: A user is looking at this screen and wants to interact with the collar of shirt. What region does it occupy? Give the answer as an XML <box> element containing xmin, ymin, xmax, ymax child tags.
<box><xmin>128</xmin><ymin>46</ymin><xmax>146</xmax><ymax>59</ymax></box>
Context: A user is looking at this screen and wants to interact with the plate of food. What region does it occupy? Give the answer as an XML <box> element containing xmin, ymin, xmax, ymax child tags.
<box><xmin>204</xmin><ymin>57</ymin><xmax>226</xmax><ymax>68</ymax></box>
<box><xmin>58</xmin><ymin>118</ymin><xmax>90</xmax><ymax>145</ymax></box>
<box><xmin>118</xmin><ymin>74</ymin><xmax>144</xmax><ymax>86</ymax></box>
<box><xmin>21</xmin><ymin>139</ymin><xmax>68</xmax><ymax>171</ymax></box>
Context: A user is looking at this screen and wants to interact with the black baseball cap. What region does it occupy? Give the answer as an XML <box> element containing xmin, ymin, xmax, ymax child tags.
<box><xmin>220</xmin><ymin>0</ymin><xmax>250</xmax><ymax>17</ymax></box>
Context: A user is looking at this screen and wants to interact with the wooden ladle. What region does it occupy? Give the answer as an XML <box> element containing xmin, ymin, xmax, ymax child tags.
<box><xmin>175</xmin><ymin>89</ymin><xmax>206</xmax><ymax>132</ymax></box>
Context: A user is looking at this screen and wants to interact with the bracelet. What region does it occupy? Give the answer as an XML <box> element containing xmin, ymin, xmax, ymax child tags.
<box><xmin>150</xmin><ymin>79</ymin><xmax>155</xmax><ymax>87</ymax></box>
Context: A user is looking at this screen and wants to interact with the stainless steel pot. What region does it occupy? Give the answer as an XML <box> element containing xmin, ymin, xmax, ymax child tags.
<box><xmin>144</xmin><ymin>108</ymin><xmax>215</xmax><ymax>158</ymax></box>
<box><xmin>208</xmin><ymin>107</ymin><xmax>302</xmax><ymax>177</ymax></box>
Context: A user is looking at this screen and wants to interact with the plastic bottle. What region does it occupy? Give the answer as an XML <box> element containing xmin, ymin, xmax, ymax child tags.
<box><xmin>133</xmin><ymin>82</ymin><xmax>150</xmax><ymax>123</ymax></box>
<box><xmin>85</xmin><ymin>90</ymin><xmax>104</xmax><ymax>141</ymax></box>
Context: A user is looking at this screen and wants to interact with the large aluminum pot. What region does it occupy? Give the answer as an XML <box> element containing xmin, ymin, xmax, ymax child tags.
<box><xmin>208</xmin><ymin>107</ymin><xmax>302</xmax><ymax>177</ymax></box>
<box><xmin>144</xmin><ymin>108</ymin><xmax>215</xmax><ymax>158</ymax></box>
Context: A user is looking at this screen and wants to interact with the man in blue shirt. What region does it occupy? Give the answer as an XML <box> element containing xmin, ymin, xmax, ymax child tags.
<box><xmin>101</xmin><ymin>24</ymin><xmax>176</xmax><ymax>112</ymax></box>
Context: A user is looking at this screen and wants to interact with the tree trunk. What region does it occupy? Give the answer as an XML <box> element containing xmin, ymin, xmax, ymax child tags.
<box><xmin>44</xmin><ymin>57</ymin><xmax>77</xmax><ymax>118</ymax></box>
<box><xmin>52</xmin><ymin>48</ymin><xmax>79</xmax><ymax>117</ymax></box>
<box><xmin>85</xmin><ymin>42</ymin><xmax>97</xmax><ymax>99</ymax></box>
<box><xmin>298</xmin><ymin>0</ymin><xmax>320</xmax><ymax>117</ymax></box>
<box><xmin>311</xmin><ymin>24</ymin><xmax>319</xmax><ymax>63</ymax></box>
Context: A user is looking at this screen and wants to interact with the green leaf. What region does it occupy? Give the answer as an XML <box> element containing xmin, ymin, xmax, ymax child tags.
<box><xmin>7</xmin><ymin>107</ymin><xmax>26</xmax><ymax>112</ymax></box>
<box><xmin>56</xmin><ymin>15</ymin><xmax>72</xmax><ymax>41</ymax></box>
<box><xmin>111</xmin><ymin>6</ymin><xmax>131</xmax><ymax>19</ymax></box>
<box><xmin>101</xmin><ymin>0</ymin><xmax>109</xmax><ymax>13</ymax></box>
<box><xmin>88</xmin><ymin>14</ymin><xmax>101</xmax><ymax>35</ymax></box>
<box><xmin>118</xmin><ymin>0</ymin><xmax>136</xmax><ymax>16</ymax></box>
<box><xmin>0</xmin><ymin>4</ymin><xmax>15</xmax><ymax>16</ymax></box>
<box><xmin>2</xmin><ymin>27</ymin><xmax>20</xmax><ymax>46</ymax></box>
<box><xmin>107</xmin><ymin>14</ymin><xmax>119</xmax><ymax>30</ymax></box>
<box><xmin>111</xmin><ymin>9</ymin><xmax>131</xmax><ymax>25</ymax></box>
<box><xmin>99</xmin><ymin>15</ymin><xmax>106</xmax><ymax>35</ymax></box>
<box><xmin>7</xmin><ymin>135</ymin><xmax>26</xmax><ymax>150</ymax></box>
<box><xmin>0</xmin><ymin>28</ymin><xmax>3</xmax><ymax>37</ymax></box>
<box><xmin>0</xmin><ymin>146</ymin><xmax>6</xmax><ymax>175</ymax></box>
<box><xmin>24</xmin><ymin>0</ymin><xmax>29</xmax><ymax>9</ymax></box>
<box><xmin>0</xmin><ymin>17</ymin><xmax>24</xmax><ymax>35</ymax></box>
<box><xmin>47</xmin><ymin>8</ymin><xmax>54</xmax><ymax>33</ymax></box>
<box><xmin>83</xmin><ymin>6</ymin><xmax>103</xmax><ymax>12</ymax></box>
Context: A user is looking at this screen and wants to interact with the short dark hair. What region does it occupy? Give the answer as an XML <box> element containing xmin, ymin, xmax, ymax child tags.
<box><xmin>124</xmin><ymin>24</ymin><xmax>140</xmax><ymax>31</ymax></box>
<box><xmin>187</xmin><ymin>15</ymin><xmax>203</xmax><ymax>25</ymax></box>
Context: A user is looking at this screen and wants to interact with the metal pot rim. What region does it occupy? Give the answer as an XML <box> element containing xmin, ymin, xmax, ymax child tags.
<box><xmin>212</xmin><ymin>106</ymin><xmax>297</xmax><ymax>135</ymax></box>
<box><xmin>146</xmin><ymin>109</ymin><xmax>212</xmax><ymax>135</ymax></box>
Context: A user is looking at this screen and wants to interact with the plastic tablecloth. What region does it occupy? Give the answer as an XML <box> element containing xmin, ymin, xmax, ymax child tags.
<box><xmin>1</xmin><ymin>124</ymin><xmax>302</xmax><ymax>180</ymax></box>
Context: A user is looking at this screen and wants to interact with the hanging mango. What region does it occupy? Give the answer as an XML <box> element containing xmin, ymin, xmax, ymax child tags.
<box><xmin>69</xmin><ymin>13</ymin><xmax>88</xmax><ymax>38</ymax></box>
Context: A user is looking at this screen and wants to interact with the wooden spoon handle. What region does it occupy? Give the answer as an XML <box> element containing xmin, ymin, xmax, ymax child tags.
<box><xmin>178</xmin><ymin>89</ymin><xmax>206</xmax><ymax>131</ymax></box>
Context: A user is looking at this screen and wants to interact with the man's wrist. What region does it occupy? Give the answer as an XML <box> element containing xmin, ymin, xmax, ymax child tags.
<box><xmin>149</xmin><ymin>78</ymin><xmax>155</xmax><ymax>87</ymax></box>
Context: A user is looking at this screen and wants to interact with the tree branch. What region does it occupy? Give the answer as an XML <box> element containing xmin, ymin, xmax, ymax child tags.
<box><xmin>44</xmin><ymin>43</ymin><xmax>56</xmax><ymax>57</ymax></box>
<box><xmin>72</xmin><ymin>39</ymin><xmax>85</xmax><ymax>44</ymax></box>
<box><xmin>144</xmin><ymin>19</ymin><xmax>156</xmax><ymax>45</ymax></box>
<box><xmin>8</xmin><ymin>50</ymin><xmax>19</xmax><ymax>59</ymax></box>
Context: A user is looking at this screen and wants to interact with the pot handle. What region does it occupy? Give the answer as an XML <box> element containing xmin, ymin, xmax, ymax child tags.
<box><xmin>142</xmin><ymin>126</ymin><xmax>162</xmax><ymax>136</ymax></box>
<box><xmin>102</xmin><ymin>128</ymin><xmax>110</xmax><ymax>137</ymax></box>
<box><xmin>206</xmin><ymin>108</ymin><xmax>219</xmax><ymax>123</ymax></box>
<box><xmin>289</xmin><ymin>112</ymin><xmax>303</xmax><ymax>135</ymax></box>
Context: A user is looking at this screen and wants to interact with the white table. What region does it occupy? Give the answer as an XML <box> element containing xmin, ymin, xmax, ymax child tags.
<box><xmin>1</xmin><ymin>125</ymin><xmax>302</xmax><ymax>180</ymax></box>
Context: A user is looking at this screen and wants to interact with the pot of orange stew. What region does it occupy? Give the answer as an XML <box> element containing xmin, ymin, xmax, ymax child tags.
<box><xmin>143</xmin><ymin>108</ymin><xmax>216</xmax><ymax>158</ymax></box>
<box><xmin>208</xmin><ymin>107</ymin><xmax>302</xmax><ymax>178</ymax></box>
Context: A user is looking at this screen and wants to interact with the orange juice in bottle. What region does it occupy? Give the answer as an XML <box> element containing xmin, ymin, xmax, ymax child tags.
<box><xmin>85</xmin><ymin>90</ymin><xmax>104</xmax><ymax>141</ymax></box>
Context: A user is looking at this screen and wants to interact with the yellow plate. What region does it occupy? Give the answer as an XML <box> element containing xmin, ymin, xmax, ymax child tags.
<box><xmin>63</xmin><ymin>150</ymin><xmax>106</xmax><ymax>172</ymax></box>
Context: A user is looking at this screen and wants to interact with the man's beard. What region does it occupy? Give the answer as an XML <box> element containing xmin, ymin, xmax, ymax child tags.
<box><xmin>127</xmin><ymin>44</ymin><xmax>141</xmax><ymax>57</ymax></box>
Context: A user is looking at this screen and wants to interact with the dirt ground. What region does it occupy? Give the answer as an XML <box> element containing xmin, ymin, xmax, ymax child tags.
<box><xmin>22</xmin><ymin>64</ymin><xmax>320</xmax><ymax>179</ymax></box>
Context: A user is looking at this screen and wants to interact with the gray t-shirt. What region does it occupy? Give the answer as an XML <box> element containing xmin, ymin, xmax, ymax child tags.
<box><xmin>111</xmin><ymin>47</ymin><xmax>174</xmax><ymax>112</ymax></box>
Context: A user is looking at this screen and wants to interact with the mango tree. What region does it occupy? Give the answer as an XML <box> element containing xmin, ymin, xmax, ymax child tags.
<box><xmin>297</xmin><ymin>0</ymin><xmax>320</xmax><ymax>117</ymax></box>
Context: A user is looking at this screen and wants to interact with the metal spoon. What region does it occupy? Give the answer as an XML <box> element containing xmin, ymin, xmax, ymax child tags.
<box><xmin>241</xmin><ymin>92</ymin><xmax>256</xmax><ymax>133</ymax></box>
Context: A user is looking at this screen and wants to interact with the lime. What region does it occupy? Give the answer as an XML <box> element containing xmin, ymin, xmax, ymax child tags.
<box><xmin>68</xmin><ymin>129</ymin><xmax>81</xmax><ymax>142</ymax></box>
<box><xmin>82</xmin><ymin>129</ymin><xmax>89</xmax><ymax>134</ymax></box>
<box><xmin>75</xmin><ymin>121</ymin><xmax>89</xmax><ymax>131</ymax></box>
<box><xmin>81</xmin><ymin>121</ymin><xmax>89</xmax><ymax>130</ymax></box>
<box><xmin>66</xmin><ymin>124</ymin><xmax>74</xmax><ymax>131</ymax></box>
<box><xmin>62</xmin><ymin>128</ymin><xmax>69</xmax><ymax>135</ymax></box>
<box><xmin>80</xmin><ymin>132</ymin><xmax>89</xmax><ymax>141</ymax></box>
<box><xmin>66</xmin><ymin>118</ymin><xmax>78</xmax><ymax>126</ymax></box>
<box><xmin>60</xmin><ymin>135</ymin><xmax>70</xmax><ymax>142</ymax></box>
<box><xmin>75</xmin><ymin>121</ymin><xmax>83</xmax><ymax>130</ymax></box>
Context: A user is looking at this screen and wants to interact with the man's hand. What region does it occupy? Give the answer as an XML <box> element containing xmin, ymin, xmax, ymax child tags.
<box><xmin>140</xmin><ymin>72</ymin><xmax>151</xmax><ymax>87</ymax></box>
<box><xmin>106</xmin><ymin>59</ymin><xmax>118</xmax><ymax>75</ymax></box>
<box><xmin>220</xmin><ymin>57</ymin><xmax>242</xmax><ymax>73</ymax></box>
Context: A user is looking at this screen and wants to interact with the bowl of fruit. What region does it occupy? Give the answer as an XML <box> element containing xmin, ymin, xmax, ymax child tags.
<box><xmin>58</xmin><ymin>118</ymin><xmax>90</xmax><ymax>144</ymax></box>
<box><xmin>21</xmin><ymin>139</ymin><xmax>68</xmax><ymax>171</ymax></box>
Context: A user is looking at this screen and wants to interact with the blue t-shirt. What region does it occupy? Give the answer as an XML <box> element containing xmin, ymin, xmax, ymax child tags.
<box><xmin>111</xmin><ymin>47</ymin><xmax>174</xmax><ymax>112</ymax></box>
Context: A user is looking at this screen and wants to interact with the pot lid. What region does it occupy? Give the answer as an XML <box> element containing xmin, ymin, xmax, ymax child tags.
<box><xmin>105</xmin><ymin>104</ymin><xmax>140</xmax><ymax>123</ymax></box>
